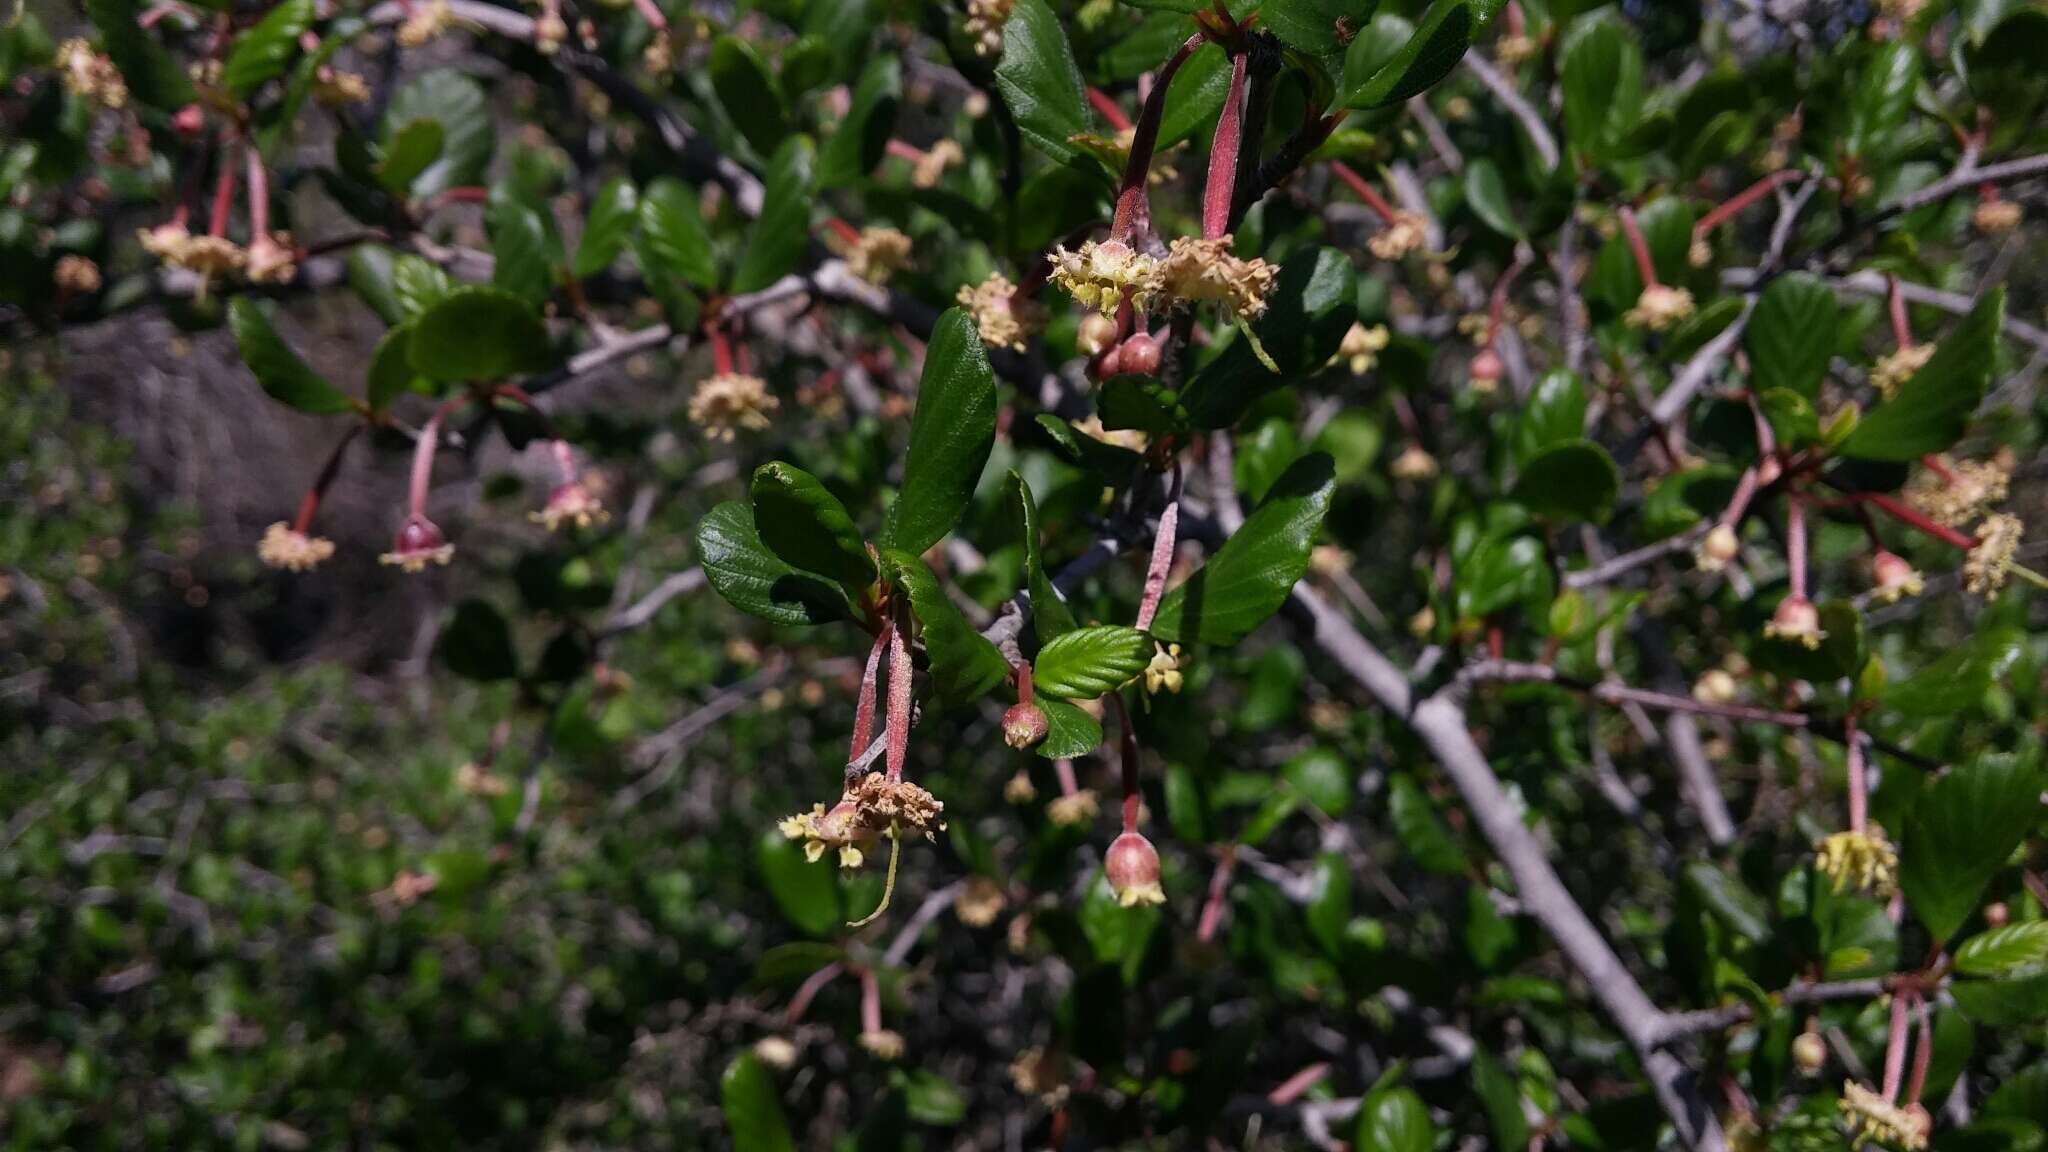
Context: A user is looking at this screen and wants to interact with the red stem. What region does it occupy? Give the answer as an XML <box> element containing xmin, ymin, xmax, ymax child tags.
<box><xmin>1201</xmin><ymin>50</ymin><xmax>1250</xmax><ymax>241</ymax></box>
<box><xmin>1196</xmin><ymin>848</ymin><xmax>1236</xmax><ymax>943</ymax></box>
<box><xmin>1905</xmin><ymin>993</ymin><xmax>1933</xmax><ymax>1107</ymax></box>
<box><xmin>1862</xmin><ymin>493</ymin><xmax>1976</xmax><ymax>550</ymax></box>
<box><xmin>884</xmin><ymin>605</ymin><xmax>913</xmax><ymax>783</ymax></box>
<box><xmin>1014</xmin><ymin>661</ymin><xmax>1035</xmax><ymax>706</ymax></box>
<box><xmin>1108</xmin><ymin>35</ymin><xmax>1204</xmax><ymax>243</ymax></box>
<box><xmin>1786</xmin><ymin>497</ymin><xmax>1809</xmax><ymax>600</ymax></box>
<box><xmin>784</xmin><ymin>962</ymin><xmax>843</xmax><ymax>1023</ymax></box>
<box><xmin>1134</xmin><ymin>500</ymin><xmax>1179</xmax><ymax>632</ymax></box>
<box><xmin>1881</xmin><ymin>989</ymin><xmax>1910</xmax><ymax>1102</ymax></box>
<box><xmin>1085</xmin><ymin>88</ymin><xmax>1133</xmax><ymax>133</ymax></box>
<box><xmin>1109</xmin><ymin>693</ymin><xmax>1140</xmax><ymax>834</ymax></box>
<box><xmin>1329</xmin><ymin>160</ymin><xmax>1398</xmax><ymax>223</ymax></box>
<box><xmin>244</xmin><ymin>142</ymin><xmax>270</xmax><ymax>239</ymax></box>
<box><xmin>858</xmin><ymin>967</ymin><xmax>882</xmax><ymax>1034</ymax></box>
<box><xmin>291</xmin><ymin>425</ymin><xmax>364</xmax><ymax>534</ymax></box>
<box><xmin>1617</xmin><ymin>206</ymin><xmax>1660</xmax><ymax>289</ymax></box>
<box><xmin>709</xmin><ymin>327</ymin><xmax>736</xmax><ymax>376</ymax></box>
<box><xmin>1888</xmin><ymin>276</ymin><xmax>1912</xmax><ymax>349</ymax></box>
<box><xmin>1693</xmin><ymin>170</ymin><xmax>1801</xmax><ymax>236</ymax></box>
<box><xmin>208</xmin><ymin>141</ymin><xmax>238</xmax><ymax>238</ymax></box>
<box><xmin>1846</xmin><ymin>714</ymin><xmax>1867</xmax><ymax>834</ymax></box>
<box><xmin>852</xmin><ymin>626</ymin><xmax>889</xmax><ymax>765</ymax></box>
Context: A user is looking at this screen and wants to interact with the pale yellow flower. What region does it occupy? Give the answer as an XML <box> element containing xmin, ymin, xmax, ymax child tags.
<box><xmin>54</xmin><ymin>255</ymin><xmax>102</xmax><ymax>294</ymax></box>
<box><xmin>688</xmin><ymin>373</ymin><xmax>778</xmax><ymax>441</ymax></box>
<box><xmin>257</xmin><ymin>522</ymin><xmax>336</xmax><ymax>572</ymax></box>
<box><xmin>55</xmin><ymin>38</ymin><xmax>127</xmax><ymax>109</ymax></box>
<box><xmin>1904</xmin><ymin>453</ymin><xmax>2012</xmax><ymax>527</ymax></box>
<box><xmin>1141</xmin><ymin>643</ymin><xmax>1183</xmax><ymax>695</ymax></box>
<box><xmin>1871</xmin><ymin>343</ymin><xmax>1934</xmax><ymax>399</ymax></box>
<box><xmin>1839</xmin><ymin>1080</ymin><xmax>1928</xmax><ymax>1151</ymax></box>
<box><xmin>1965</xmin><ymin>513</ymin><xmax>2023</xmax><ymax>598</ymax></box>
<box><xmin>1046</xmin><ymin>789</ymin><xmax>1098</xmax><ymax>827</ymax></box>
<box><xmin>1048</xmin><ymin>239</ymin><xmax>1156</xmax><ymax>317</ymax></box>
<box><xmin>1368</xmin><ymin>211</ymin><xmax>1429</xmax><ymax>261</ymax></box>
<box><xmin>957</xmin><ymin>271</ymin><xmax>1045</xmax><ymax>353</ymax></box>
<box><xmin>1335</xmin><ymin>322</ymin><xmax>1389</xmax><ymax>375</ymax></box>
<box><xmin>1149</xmin><ymin>235</ymin><xmax>1276</xmax><ymax>323</ymax></box>
<box><xmin>1625</xmin><ymin>284</ymin><xmax>1696</xmax><ymax>331</ymax></box>
<box><xmin>1815</xmin><ymin>829</ymin><xmax>1898</xmax><ymax>897</ymax></box>
<box><xmin>838</xmin><ymin>226</ymin><xmax>913</xmax><ymax>285</ymax></box>
<box><xmin>964</xmin><ymin>0</ymin><xmax>1014</xmax><ymax>56</ymax></box>
<box><xmin>397</xmin><ymin>0</ymin><xmax>453</xmax><ymax>47</ymax></box>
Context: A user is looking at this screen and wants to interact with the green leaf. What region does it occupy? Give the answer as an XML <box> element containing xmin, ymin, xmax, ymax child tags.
<box><xmin>1511</xmin><ymin>439</ymin><xmax>1619</xmax><ymax>524</ymax></box>
<box><xmin>882</xmin><ymin>550</ymin><xmax>1009</xmax><ymax>708</ymax></box>
<box><xmin>1080</xmin><ymin>873</ymin><xmax>1160</xmax><ymax>978</ymax></box>
<box><xmin>1560</xmin><ymin>13</ymin><xmax>1643</xmax><ymax>161</ymax></box>
<box><xmin>1953</xmin><ymin>971</ymin><xmax>2048</xmax><ymax>1028</ymax></box>
<box><xmin>365</xmin><ymin>323</ymin><xmax>419</xmax><ymax>414</ymax></box>
<box><xmin>1389</xmin><ymin>772</ymin><xmax>1465</xmax><ymax>873</ymax></box>
<box><xmin>1472</xmin><ymin>1052</ymin><xmax>1532</xmax><ymax>1150</ymax></box>
<box><xmin>1955</xmin><ymin>922</ymin><xmax>2048</xmax><ymax>978</ymax></box>
<box><xmin>409</xmin><ymin>288</ymin><xmax>553</xmax><ymax>381</ymax></box>
<box><xmin>1515</xmin><ymin>370</ymin><xmax>1586</xmax><ymax>461</ymax></box>
<box><xmin>881</xmin><ymin>309</ymin><xmax>998</xmax><ymax>557</ymax></box>
<box><xmin>1003</xmin><ymin>471</ymin><xmax>1077</xmax><ymax>642</ymax></box>
<box><xmin>1264</xmin><ymin>0</ymin><xmax>1379</xmax><ymax>58</ymax></box>
<box><xmin>1038</xmin><ymin>698</ymin><xmax>1103</xmax><ymax>759</ymax></box>
<box><xmin>1842</xmin><ymin>288</ymin><xmax>2003</xmax><ymax>462</ymax></box>
<box><xmin>1901</xmin><ymin>752</ymin><xmax>2045</xmax><ymax>945</ymax></box>
<box><xmin>1306</xmin><ymin>853</ymin><xmax>1352</xmax><ymax>957</ymax></box>
<box><xmin>1454</xmin><ymin>534</ymin><xmax>1551</xmax><ymax>620</ymax></box>
<box><xmin>817</xmin><ymin>56</ymin><xmax>899</xmax><ymax>188</ymax></box>
<box><xmin>573</xmin><ymin>178</ymin><xmax>639</xmax><ymax>279</ymax></box>
<box><xmin>637</xmin><ymin>177</ymin><xmax>719</xmax><ymax>289</ymax></box>
<box><xmin>755</xmin><ymin>829</ymin><xmax>841</xmax><ymax>937</ymax></box>
<box><xmin>1032</xmin><ymin>626</ymin><xmax>1152</xmax><ymax>699</ymax></box>
<box><xmin>697</xmin><ymin>502</ymin><xmax>853</xmax><ymax>627</ymax></box>
<box><xmin>1035</xmin><ymin>413</ymin><xmax>1146</xmax><ymax>478</ymax></box>
<box><xmin>375</xmin><ymin>119</ymin><xmax>445</xmax><ymax>197</ymax></box>
<box><xmin>1846</xmin><ymin>40</ymin><xmax>1917</xmax><ymax>161</ymax></box>
<box><xmin>222</xmin><ymin>0</ymin><xmax>312</xmax><ymax>96</ymax></box>
<box><xmin>750</xmin><ymin>462</ymin><xmax>876</xmax><ymax>591</ymax></box>
<box><xmin>1885</xmin><ymin>626</ymin><xmax>2025</xmax><ymax>717</ymax></box>
<box><xmin>438</xmin><ymin>599</ymin><xmax>518</xmax><ymax>682</ymax></box>
<box><xmin>1312</xmin><ymin>409</ymin><xmax>1383</xmax><ymax>483</ymax></box>
<box><xmin>382</xmin><ymin>71</ymin><xmax>493</xmax><ymax>198</ymax></box>
<box><xmin>993</xmin><ymin>0</ymin><xmax>1092</xmax><ymax>163</ymax></box>
<box><xmin>1156</xmin><ymin>41</ymin><xmax>1232</xmax><ymax>149</ymax></box>
<box><xmin>83</xmin><ymin>0</ymin><xmax>194</xmax><ymax>109</ymax></box>
<box><xmin>1591</xmin><ymin>197</ymin><xmax>1692</xmax><ymax>312</ymax></box>
<box><xmin>1183</xmin><ymin>249</ymin><xmax>1357</xmax><ymax>429</ymax></box>
<box><xmin>345</xmin><ymin>246</ymin><xmax>404</xmax><ymax>325</ymax></box>
<box><xmin>228</xmin><ymin>300</ymin><xmax>355</xmax><ymax>415</ymax></box>
<box><xmin>1340</xmin><ymin>13</ymin><xmax>1413</xmax><ymax>107</ymax></box>
<box><xmin>721</xmin><ymin>1052</ymin><xmax>798</xmax><ymax>1152</ymax></box>
<box><xmin>1150</xmin><ymin>454</ymin><xmax>1337</xmax><ymax>645</ymax></box>
<box><xmin>1098</xmin><ymin>375</ymin><xmax>1188</xmax><ymax>438</ymax></box>
<box><xmin>733</xmin><ymin>137</ymin><xmax>815</xmax><ymax>294</ymax></box>
<box><xmin>1463</xmin><ymin>157</ymin><xmax>1522</xmax><ymax>238</ymax></box>
<box><xmin>391</xmin><ymin>253</ymin><xmax>452</xmax><ymax>319</ymax></box>
<box><xmin>1345</xmin><ymin>0</ymin><xmax>1473</xmax><ymax>109</ymax></box>
<box><xmin>710</xmin><ymin>36</ymin><xmax>788</xmax><ymax>157</ymax></box>
<box><xmin>1285</xmin><ymin>748</ymin><xmax>1351</xmax><ymax>817</ymax></box>
<box><xmin>485</xmin><ymin>187</ymin><xmax>556</xmax><ymax>307</ymax></box>
<box><xmin>1744</xmin><ymin>272</ymin><xmax>1838</xmax><ymax>401</ymax></box>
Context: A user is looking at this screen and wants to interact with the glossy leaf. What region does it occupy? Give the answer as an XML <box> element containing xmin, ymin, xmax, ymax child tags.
<box><xmin>222</xmin><ymin>0</ymin><xmax>312</xmax><ymax>96</ymax></box>
<box><xmin>1842</xmin><ymin>289</ymin><xmax>2003</xmax><ymax>462</ymax></box>
<box><xmin>485</xmin><ymin>187</ymin><xmax>555</xmax><ymax>306</ymax></box>
<box><xmin>408</xmin><ymin>288</ymin><xmax>553</xmax><ymax>381</ymax></box>
<box><xmin>882</xmin><ymin>550</ymin><xmax>1008</xmax><ymax>708</ymax></box>
<box><xmin>1357</xmin><ymin>1084</ymin><xmax>1434</xmax><ymax>1152</ymax></box>
<box><xmin>438</xmin><ymin>599</ymin><xmax>518</xmax><ymax>682</ymax></box>
<box><xmin>1003</xmin><ymin>470</ymin><xmax>1077</xmax><ymax>642</ymax></box>
<box><xmin>710</xmin><ymin>36</ymin><xmax>788</xmax><ymax>157</ymax></box>
<box><xmin>1263</xmin><ymin>0</ymin><xmax>1379</xmax><ymax>58</ymax></box>
<box><xmin>1464</xmin><ymin>157</ymin><xmax>1521</xmax><ymax>238</ymax></box>
<box><xmin>1955</xmin><ymin>923</ymin><xmax>2048</xmax><ymax>978</ymax></box>
<box><xmin>1150</xmin><ymin>454</ymin><xmax>1337</xmax><ymax>645</ymax></box>
<box><xmin>1515</xmin><ymin>370</ymin><xmax>1586</xmax><ymax>461</ymax></box>
<box><xmin>375</xmin><ymin>119</ymin><xmax>444</xmax><ymax>197</ymax></box>
<box><xmin>637</xmin><ymin>177</ymin><xmax>719</xmax><ymax>289</ymax></box>
<box><xmin>1511</xmin><ymin>439</ymin><xmax>1619</xmax><ymax>524</ymax></box>
<box><xmin>1560</xmin><ymin>13</ymin><xmax>1642</xmax><ymax>161</ymax></box>
<box><xmin>572</xmin><ymin>178</ymin><xmax>639</xmax><ymax>279</ymax></box>
<box><xmin>817</xmin><ymin>56</ymin><xmax>899</xmax><ymax>188</ymax></box>
<box><xmin>721</xmin><ymin>1052</ymin><xmax>799</xmax><ymax>1152</ymax></box>
<box><xmin>1345</xmin><ymin>0</ymin><xmax>1473</xmax><ymax>110</ymax></box>
<box><xmin>228</xmin><ymin>299</ymin><xmax>355</xmax><ymax>415</ymax></box>
<box><xmin>733</xmin><ymin>137</ymin><xmax>815</xmax><ymax>294</ymax></box>
<box><xmin>1900</xmin><ymin>752</ymin><xmax>2045</xmax><ymax>945</ymax></box>
<box><xmin>1183</xmin><ymin>249</ymin><xmax>1357</xmax><ymax>429</ymax></box>
<box><xmin>750</xmin><ymin>462</ymin><xmax>876</xmax><ymax>591</ymax></box>
<box><xmin>1037</xmin><ymin>698</ymin><xmax>1103</xmax><ymax>759</ymax></box>
<box><xmin>993</xmin><ymin>0</ymin><xmax>1091</xmax><ymax>163</ymax></box>
<box><xmin>881</xmin><ymin>309</ymin><xmax>998</xmax><ymax>557</ymax></box>
<box><xmin>382</xmin><ymin>71</ymin><xmax>493</xmax><ymax>197</ymax></box>
<box><xmin>1032</xmin><ymin>626</ymin><xmax>1152</xmax><ymax>699</ymax></box>
<box><xmin>1744</xmin><ymin>272</ymin><xmax>1838</xmax><ymax>401</ymax></box>
<box><xmin>696</xmin><ymin>501</ymin><xmax>854</xmax><ymax>627</ymax></box>
<box><xmin>365</xmin><ymin>323</ymin><xmax>419</xmax><ymax>414</ymax></box>
<box><xmin>1389</xmin><ymin>773</ymin><xmax>1465</xmax><ymax>873</ymax></box>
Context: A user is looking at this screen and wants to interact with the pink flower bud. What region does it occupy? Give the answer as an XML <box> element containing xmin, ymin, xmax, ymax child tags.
<box><xmin>1003</xmin><ymin>702</ymin><xmax>1049</xmax><ymax>750</ymax></box>
<box><xmin>173</xmin><ymin>103</ymin><xmax>205</xmax><ymax>139</ymax></box>
<box><xmin>1076</xmin><ymin>313</ymin><xmax>1118</xmax><ymax>358</ymax></box>
<box><xmin>1469</xmin><ymin>347</ymin><xmax>1502</xmax><ymax>389</ymax></box>
<box><xmin>379</xmin><ymin>514</ymin><xmax>454</xmax><ymax>573</ymax></box>
<box><xmin>1104</xmin><ymin>831</ymin><xmax>1165</xmax><ymax>908</ymax></box>
<box><xmin>1791</xmin><ymin>1030</ymin><xmax>1825</xmax><ymax>1075</ymax></box>
<box><xmin>1115</xmin><ymin>332</ymin><xmax>1162</xmax><ymax>377</ymax></box>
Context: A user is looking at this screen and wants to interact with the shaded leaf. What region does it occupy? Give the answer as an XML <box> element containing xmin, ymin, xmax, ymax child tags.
<box><xmin>994</xmin><ymin>0</ymin><xmax>1092</xmax><ymax>163</ymax></box>
<box><xmin>881</xmin><ymin>309</ymin><xmax>998</xmax><ymax>556</ymax></box>
<box><xmin>696</xmin><ymin>501</ymin><xmax>854</xmax><ymax>627</ymax></box>
<box><xmin>1346</xmin><ymin>0</ymin><xmax>1473</xmax><ymax>109</ymax></box>
<box><xmin>750</xmin><ymin>462</ymin><xmax>876</xmax><ymax>590</ymax></box>
<box><xmin>409</xmin><ymin>288</ymin><xmax>553</xmax><ymax>381</ymax></box>
<box><xmin>733</xmin><ymin>137</ymin><xmax>815</xmax><ymax>294</ymax></box>
<box><xmin>1150</xmin><ymin>454</ymin><xmax>1337</xmax><ymax>645</ymax></box>
<box><xmin>1842</xmin><ymin>289</ymin><xmax>2003</xmax><ymax>462</ymax></box>
<box><xmin>1900</xmin><ymin>752</ymin><xmax>2045</xmax><ymax>944</ymax></box>
<box><xmin>229</xmin><ymin>299</ymin><xmax>355</xmax><ymax>414</ymax></box>
<box><xmin>573</xmin><ymin>177</ymin><xmax>639</xmax><ymax>279</ymax></box>
<box><xmin>882</xmin><ymin>550</ymin><xmax>1008</xmax><ymax>708</ymax></box>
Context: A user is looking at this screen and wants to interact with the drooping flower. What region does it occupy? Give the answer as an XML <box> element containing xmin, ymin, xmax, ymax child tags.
<box><xmin>1869</xmin><ymin>551</ymin><xmax>1924</xmax><ymax>605</ymax></box>
<box><xmin>1904</xmin><ymin>452</ymin><xmax>2011</xmax><ymax>526</ymax></box>
<box><xmin>1965</xmin><ymin>513</ymin><xmax>2023</xmax><ymax>598</ymax></box>
<box><xmin>1765</xmin><ymin>594</ymin><xmax>1825</xmax><ymax>650</ymax></box>
<box><xmin>1838</xmin><ymin>1080</ymin><xmax>1929</xmax><ymax>1151</ymax></box>
<box><xmin>778</xmin><ymin>801</ymin><xmax>871</xmax><ymax>868</ymax></box>
<box><xmin>532</xmin><ymin>11</ymin><xmax>568</xmax><ymax>55</ymax></box>
<box><xmin>688</xmin><ymin>373</ymin><xmax>778</xmax><ymax>441</ymax></box>
<box><xmin>1009</xmin><ymin>1046</ymin><xmax>1070</xmax><ymax>1103</ymax></box>
<box><xmin>531</xmin><ymin>480</ymin><xmax>609</xmax><ymax>532</ymax></box>
<box><xmin>858</xmin><ymin>1029</ymin><xmax>906</xmax><ymax>1060</ymax></box>
<box><xmin>1367</xmin><ymin>211</ymin><xmax>1429</xmax><ymax>261</ymax></box>
<box><xmin>1692</xmin><ymin>669</ymin><xmax>1738</xmax><ymax>705</ymax></box>
<box><xmin>1003</xmin><ymin>702</ymin><xmax>1049</xmax><ymax>750</ymax></box>
<box><xmin>138</xmin><ymin>221</ymin><xmax>194</xmax><ymax>264</ymax></box>
<box><xmin>1141</xmin><ymin>643</ymin><xmax>1183</xmax><ymax>695</ymax></box>
<box><xmin>1792</xmin><ymin>1030</ymin><xmax>1827</xmax><ymax>1076</ymax></box>
<box><xmin>1625</xmin><ymin>284</ymin><xmax>1696</xmax><ymax>331</ymax></box>
<box><xmin>752</xmin><ymin>1036</ymin><xmax>798</xmax><ymax>1068</ymax></box>
<box><xmin>1334</xmin><ymin>321</ymin><xmax>1389</xmax><ymax>375</ymax></box>
<box><xmin>1048</xmin><ymin>239</ymin><xmax>1156</xmax><ymax>317</ymax></box>
<box><xmin>397</xmin><ymin>0</ymin><xmax>454</xmax><ymax>47</ymax></box>
<box><xmin>913</xmin><ymin>140</ymin><xmax>964</xmax><ymax>189</ymax></box>
<box><xmin>955</xmin><ymin>876</ymin><xmax>1006</xmax><ymax>927</ymax></box>
<box><xmin>838</xmin><ymin>226</ymin><xmax>914</xmax><ymax>285</ymax></box>
<box><xmin>957</xmin><ymin>271</ymin><xmax>1046</xmax><ymax>353</ymax></box>
<box><xmin>1815</xmin><ymin>829</ymin><xmax>1898</xmax><ymax>897</ymax></box>
<box><xmin>176</xmin><ymin>236</ymin><xmax>248</xmax><ymax>279</ymax></box>
<box><xmin>1695</xmin><ymin>523</ymin><xmax>1740</xmax><ymax>572</ymax></box>
<box><xmin>1389</xmin><ymin>442</ymin><xmax>1438</xmax><ymax>481</ymax></box>
<box><xmin>55</xmin><ymin>38</ymin><xmax>128</xmax><ymax>109</ymax></box>
<box><xmin>1870</xmin><ymin>343</ymin><xmax>1934</xmax><ymax>399</ymax></box>
<box><xmin>1003</xmin><ymin>770</ymin><xmax>1037</xmax><ymax>804</ymax></box>
<box><xmin>258</xmin><ymin>522</ymin><xmax>337</xmax><ymax>572</ymax></box>
<box><xmin>1150</xmin><ymin>235</ymin><xmax>1276</xmax><ymax>323</ymax></box>
<box><xmin>1972</xmin><ymin>198</ymin><xmax>2022</xmax><ymax>236</ymax></box>
<box><xmin>963</xmin><ymin>0</ymin><xmax>1014</xmax><ymax>57</ymax></box>
<box><xmin>54</xmin><ymin>255</ymin><xmax>102</xmax><ymax>295</ymax></box>
<box><xmin>379</xmin><ymin>514</ymin><xmax>455</xmax><ymax>572</ymax></box>
<box><xmin>1046</xmin><ymin>789</ymin><xmax>1099</xmax><ymax>827</ymax></box>
<box><xmin>245</xmin><ymin>232</ymin><xmax>298</xmax><ymax>285</ymax></box>
<box><xmin>1104</xmin><ymin>831</ymin><xmax>1166</xmax><ymax>907</ymax></box>
<box><xmin>311</xmin><ymin>66</ymin><xmax>372</xmax><ymax>106</ymax></box>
